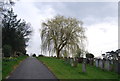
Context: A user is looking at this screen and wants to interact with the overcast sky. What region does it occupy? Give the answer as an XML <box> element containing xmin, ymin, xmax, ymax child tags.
<box><xmin>13</xmin><ymin>0</ymin><xmax>118</xmax><ymax>57</ymax></box>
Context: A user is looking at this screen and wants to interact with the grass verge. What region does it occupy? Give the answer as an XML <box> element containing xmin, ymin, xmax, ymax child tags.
<box><xmin>37</xmin><ymin>57</ymin><xmax>119</xmax><ymax>79</ymax></box>
<box><xmin>2</xmin><ymin>56</ymin><xmax>27</xmax><ymax>79</ymax></box>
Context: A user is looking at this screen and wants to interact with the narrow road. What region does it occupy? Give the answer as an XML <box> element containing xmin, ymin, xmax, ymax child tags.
<box><xmin>7</xmin><ymin>57</ymin><xmax>58</xmax><ymax>80</ymax></box>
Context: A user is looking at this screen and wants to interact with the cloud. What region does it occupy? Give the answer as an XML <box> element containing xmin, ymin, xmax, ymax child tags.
<box><xmin>34</xmin><ymin>2</ymin><xmax>117</xmax><ymax>25</ymax></box>
<box><xmin>85</xmin><ymin>17</ymin><xmax>118</xmax><ymax>57</ymax></box>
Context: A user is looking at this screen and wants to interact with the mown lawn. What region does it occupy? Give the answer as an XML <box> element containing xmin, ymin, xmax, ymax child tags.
<box><xmin>37</xmin><ymin>57</ymin><xmax>119</xmax><ymax>79</ymax></box>
<box><xmin>2</xmin><ymin>56</ymin><xmax>27</xmax><ymax>79</ymax></box>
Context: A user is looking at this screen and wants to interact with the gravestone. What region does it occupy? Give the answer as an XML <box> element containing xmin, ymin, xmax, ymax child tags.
<box><xmin>86</xmin><ymin>58</ymin><xmax>90</xmax><ymax>64</ymax></box>
<box><xmin>105</xmin><ymin>59</ymin><xmax>110</xmax><ymax>71</ymax></box>
<box><xmin>70</xmin><ymin>58</ymin><xmax>73</xmax><ymax>64</ymax></box>
<box><xmin>82</xmin><ymin>58</ymin><xmax>86</xmax><ymax>72</ymax></box>
<box><xmin>114</xmin><ymin>60</ymin><xmax>118</xmax><ymax>73</ymax></box>
<box><xmin>111</xmin><ymin>60</ymin><xmax>114</xmax><ymax>64</ymax></box>
<box><xmin>111</xmin><ymin>60</ymin><xmax>115</xmax><ymax>71</ymax></box>
<box><xmin>90</xmin><ymin>58</ymin><xmax>94</xmax><ymax>65</ymax></box>
<box><xmin>102</xmin><ymin>58</ymin><xmax>106</xmax><ymax>69</ymax></box>
<box><xmin>95</xmin><ymin>59</ymin><xmax>99</xmax><ymax>67</ymax></box>
<box><xmin>98</xmin><ymin>59</ymin><xmax>101</xmax><ymax>68</ymax></box>
<box><xmin>70</xmin><ymin>58</ymin><xmax>74</xmax><ymax>67</ymax></box>
<box><xmin>99</xmin><ymin>59</ymin><xmax>103</xmax><ymax>69</ymax></box>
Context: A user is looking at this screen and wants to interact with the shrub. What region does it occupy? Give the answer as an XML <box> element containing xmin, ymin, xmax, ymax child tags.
<box><xmin>25</xmin><ymin>54</ymin><xmax>29</xmax><ymax>56</ymax></box>
<box><xmin>86</xmin><ymin>53</ymin><xmax>94</xmax><ymax>58</ymax></box>
<box><xmin>3</xmin><ymin>45</ymin><xmax>12</xmax><ymax>57</ymax></box>
<box><xmin>32</xmin><ymin>54</ymin><xmax>36</xmax><ymax>57</ymax></box>
<box><xmin>38</xmin><ymin>54</ymin><xmax>44</xmax><ymax>57</ymax></box>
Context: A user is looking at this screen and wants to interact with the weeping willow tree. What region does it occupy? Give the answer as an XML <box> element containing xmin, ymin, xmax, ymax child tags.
<box><xmin>41</xmin><ymin>16</ymin><xmax>86</xmax><ymax>58</ymax></box>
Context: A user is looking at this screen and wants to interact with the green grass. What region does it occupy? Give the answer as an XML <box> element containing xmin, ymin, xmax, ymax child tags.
<box><xmin>2</xmin><ymin>56</ymin><xmax>27</xmax><ymax>79</ymax></box>
<box><xmin>37</xmin><ymin>57</ymin><xmax>119</xmax><ymax>79</ymax></box>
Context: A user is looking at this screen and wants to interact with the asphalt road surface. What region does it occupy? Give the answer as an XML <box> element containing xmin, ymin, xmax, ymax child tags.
<box><xmin>7</xmin><ymin>57</ymin><xmax>58</xmax><ymax>80</ymax></box>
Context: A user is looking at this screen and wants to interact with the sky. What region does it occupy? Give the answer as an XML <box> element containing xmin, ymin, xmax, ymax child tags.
<box><xmin>13</xmin><ymin>0</ymin><xmax>118</xmax><ymax>57</ymax></box>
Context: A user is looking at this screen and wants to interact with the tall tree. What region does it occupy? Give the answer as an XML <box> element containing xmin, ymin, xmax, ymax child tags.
<box><xmin>0</xmin><ymin>0</ymin><xmax>16</xmax><ymax>50</ymax></box>
<box><xmin>2</xmin><ymin>8</ymin><xmax>32</xmax><ymax>57</ymax></box>
<box><xmin>41</xmin><ymin>16</ymin><xmax>86</xmax><ymax>58</ymax></box>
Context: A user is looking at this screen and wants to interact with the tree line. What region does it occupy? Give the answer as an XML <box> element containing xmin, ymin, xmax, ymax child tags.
<box><xmin>1</xmin><ymin>0</ymin><xmax>32</xmax><ymax>57</ymax></box>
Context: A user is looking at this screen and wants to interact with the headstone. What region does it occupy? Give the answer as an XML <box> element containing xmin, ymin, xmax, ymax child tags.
<box><xmin>90</xmin><ymin>58</ymin><xmax>94</xmax><ymax>65</ymax></box>
<box><xmin>70</xmin><ymin>58</ymin><xmax>73</xmax><ymax>64</ymax></box>
<box><xmin>82</xmin><ymin>58</ymin><xmax>86</xmax><ymax>72</ymax></box>
<box><xmin>99</xmin><ymin>59</ymin><xmax>103</xmax><ymax>69</ymax></box>
<box><xmin>95</xmin><ymin>59</ymin><xmax>99</xmax><ymax>67</ymax></box>
<box><xmin>98</xmin><ymin>59</ymin><xmax>101</xmax><ymax>68</ymax></box>
<box><xmin>105</xmin><ymin>59</ymin><xmax>110</xmax><ymax>71</ymax></box>
<box><xmin>111</xmin><ymin>60</ymin><xmax>114</xmax><ymax>64</ymax></box>
<box><xmin>111</xmin><ymin>60</ymin><xmax>115</xmax><ymax>71</ymax></box>
<box><xmin>114</xmin><ymin>60</ymin><xmax>118</xmax><ymax>73</ymax></box>
<box><xmin>102</xmin><ymin>58</ymin><xmax>106</xmax><ymax>69</ymax></box>
<box><xmin>70</xmin><ymin>58</ymin><xmax>74</xmax><ymax>66</ymax></box>
<box><xmin>86</xmin><ymin>58</ymin><xmax>90</xmax><ymax>64</ymax></box>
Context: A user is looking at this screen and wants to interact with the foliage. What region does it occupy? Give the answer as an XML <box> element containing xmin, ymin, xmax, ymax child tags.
<box><xmin>3</xmin><ymin>44</ymin><xmax>12</xmax><ymax>57</ymax></box>
<box><xmin>0</xmin><ymin>0</ymin><xmax>14</xmax><ymax>13</ymax></box>
<box><xmin>38</xmin><ymin>54</ymin><xmax>44</xmax><ymax>57</ymax></box>
<box><xmin>41</xmin><ymin>16</ymin><xmax>86</xmax><ymax>58</ymax></box>
<box><xmin>25</xmin><ymin>54</ymin><xmax>29</xmax><ymax>56</ymax></box>
<box><xmin>2</xmin><ymin>8</ymin><xmax>32</xmax><ymax>57</ymax></box>
<box><xmin>32</xmin><ymin>54</ymin><xmax>36</xmax><ymax>57</ymax></box>
<box><xmin>76</xmin><ymin>49</ymin><xmax>83</xmax><ymax>57</ymax></box>
<box><xmin>86</xmin><ymin>53</ymin><xmax>94</xmax><ymax>58</ymax></box>
<box><xmin>104</xmin><ymin>49</ymin><xmax>120</xmax><ymax>60</ymax></box>
<box><xmin>62</xmin><ymin>50</ymin><xmax>68</xmax><ymax>58</ymax></box>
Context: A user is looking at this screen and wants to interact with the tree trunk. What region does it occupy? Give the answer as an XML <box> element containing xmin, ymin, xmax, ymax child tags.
<box><xmin>56</xmin><ymin>49</ymin><xmax>60</xmax><ymax>59</ymax></box>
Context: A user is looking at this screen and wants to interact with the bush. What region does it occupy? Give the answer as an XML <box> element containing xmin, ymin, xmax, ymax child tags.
<box><xmin>38</xmin><ymin>54</ymin><xmax>44</xmax><ymax>57</ymax></box>
<box><xmin>32</xmin><ymin>54</ymin><xmax>36</xmax><ymax>57</ymax></box>
<box><xmin>25</xmin><ymin>54</ymin><xmax>29</xmax><ymax>56</ymax></box>
<box><xmin>3</xmin><ymin>45</ymin><xmax>12</xmax><ymax>57</ymax></box>
<box><xmin>86</xmin><ymin>53</ymin><xmax>94</xmax><ymax>58</ymax></box>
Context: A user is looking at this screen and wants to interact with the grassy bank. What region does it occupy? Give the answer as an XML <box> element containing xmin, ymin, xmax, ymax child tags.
<box><xmin>2</xmin><ymin>56</ymin><xmax>27</xmax><ymax>79</ymax></box>
<box><xmin>37</xmin><ymin>57</ymin><xmax>119</xmax><ymax>79</ymax></box>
